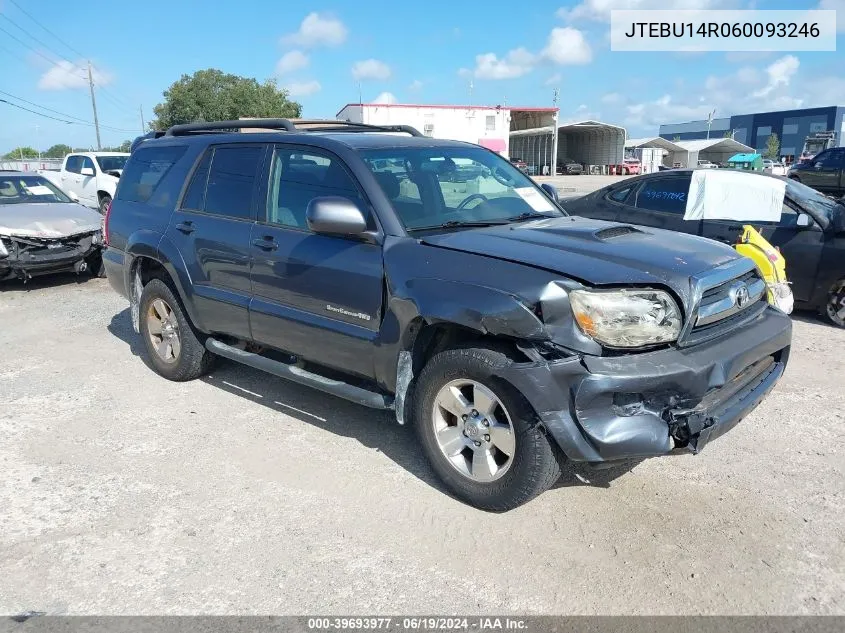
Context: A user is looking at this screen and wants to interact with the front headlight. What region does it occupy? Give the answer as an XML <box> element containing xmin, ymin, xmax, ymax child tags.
<box><xmin>92</xmin><ymin>230</ymin><xmax>103</xmax><ymax>246</ymax></box>
<box><xmin>0</xmin><ymin>238</ymin><xmax>7</xmax><ymax>258</ymax></box>
<box><xmin>569</xmin><ymin>288</ymin><xmax>682</xmax><ymax>348</ymax></box>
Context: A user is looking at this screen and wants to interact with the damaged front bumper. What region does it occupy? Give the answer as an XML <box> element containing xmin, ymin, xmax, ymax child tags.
<box><xmin>0</xmin><ymin>232</ymin><xmax>101</xmax><ymax>281</ymax></box>
<box><xmin>501</xmin><ymin>305</ymin><xmax>792</xmax><ymax>463</ymax></box>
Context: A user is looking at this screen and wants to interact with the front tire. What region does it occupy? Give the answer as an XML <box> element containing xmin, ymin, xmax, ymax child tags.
<box><xmin>413</xmin><ymin>345</ymin><xmax>565</xmax><ymax>511</ymax></box>
<box><xmin>824</xmin><ymin>279</ymin><xmax>845</xmax><ymax>328</ymax></box>
<box><xmin>138</xmin><ymin>278</ymin><xmax>215</xmax><ymax>381</ymax></box>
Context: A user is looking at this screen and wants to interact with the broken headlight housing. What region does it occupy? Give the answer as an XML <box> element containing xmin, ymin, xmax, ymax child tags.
<box><xmin>0</xmin><ymin>238</ymin><xmax>8</xmax><ymax>258</ymax></box>
<box><xmin>569</xmin><ymin>288</ymin><xmax>682</xmax><ymax>348</ymax></box>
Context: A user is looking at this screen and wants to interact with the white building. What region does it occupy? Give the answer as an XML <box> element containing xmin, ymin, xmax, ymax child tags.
<box><xmin>336</xmin><ymin>102</ymin><xmax>627</xmax><ymax>175</ymax></box>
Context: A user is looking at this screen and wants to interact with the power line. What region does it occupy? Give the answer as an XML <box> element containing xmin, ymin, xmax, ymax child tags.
<box><xmin>0</xmin><ymin>23</ymin><xmax>66</xmax><ymax>68</ymax></box>
<box><xmin>0</xmin><ymin>98</ymin><xmax>75</xmax><ymax>124</ymax></box>
<box><xmin>0</xmin><ymin>13</ymin><xmax>84</xmax><ymax>75</ymax></box>
<box><xmin>0</xmin><ymin>91</ymin><xmax>139</xmax><ymax>132</ymax></box>
<box><xmin>7</xmin><ymin>0</ymin><xmax>87</xmax><ymax>60</ymax></box>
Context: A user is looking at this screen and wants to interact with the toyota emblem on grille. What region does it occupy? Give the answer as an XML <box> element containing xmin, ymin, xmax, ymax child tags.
<box><xmin>733</xmin><ymin>283</ymin><xmax>751</xmax><ymax>308</ymax></box>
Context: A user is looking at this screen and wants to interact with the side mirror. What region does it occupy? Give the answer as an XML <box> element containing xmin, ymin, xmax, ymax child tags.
<box><xmin>797</xmin><ymin>213</ymin><xmax>813</xmax><ymax>228</ymax></box>
<box><xmin>540</xmin><ymin>182</ymin><xmax>560</xmax><ymax>203</ymax></box>
<box><xmin>81</xmin><ymin>167</ymin><xmax>95</xmax><ymax>176</ymax></box>
<box><xmin>306</xmin><ymin>197</ymin><xmax>367</xmax><ymax>236</ymax></box>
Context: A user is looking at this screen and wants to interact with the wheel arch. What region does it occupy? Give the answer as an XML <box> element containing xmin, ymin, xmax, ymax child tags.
<box><xmin>124</xmin><ymin>233</ymin><xmax>203</xmax><ymax>334</ymax></box>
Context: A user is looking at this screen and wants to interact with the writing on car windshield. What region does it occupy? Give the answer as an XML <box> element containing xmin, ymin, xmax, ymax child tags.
<box><xmin>360</xmin><ymin>146</ymin><xmax>563</xmax><ymax>230</ymax></box>
<box><xmin>0</xmin><ymin>176</ymin><xmax>72</xmax><ymax>205</ymax></box>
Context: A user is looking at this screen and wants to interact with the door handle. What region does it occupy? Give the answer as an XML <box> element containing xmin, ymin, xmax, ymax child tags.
<box><xmin>175</xmin><ymin>221</ymin><xmax>195</xmax><ymax>234</ymax></box>
<box><xmin>252</xmin><ymin>236</ymin><xmax>279</xmax><ymax>251</ymax></box>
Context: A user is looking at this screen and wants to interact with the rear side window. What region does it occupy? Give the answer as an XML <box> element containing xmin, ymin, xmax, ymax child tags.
<box><xmin>607</xmin><ymin>186</ymin><xmax>633</xmax><ymax>203</ymax></box>
<box><xmin>119</xmin><ymin>145</ymin><xmax>187</xmax><ymax>203</ymax></box>
<box><xmin>634</xmin><ymin>177</ymin><xmax>690</xmax><ymax>214</ymax></box>
<box><xmin>181</xmin><ymin>151</ymin><xmax>212</xmax><ymax>211</ymax></box>
<box><xmin>203</xmin><ymin>146</ymin><xmax>263</xmax><ymax>220</ymax></box>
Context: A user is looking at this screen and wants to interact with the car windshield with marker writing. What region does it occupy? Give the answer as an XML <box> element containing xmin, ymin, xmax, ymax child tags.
<box><xmin>359</xmin><ymin>146</ymin><xmax>563</xmax><ymax>231</ymax></box>
<box><xmin>0</xmin><ymin>175</ymin><xmax>72</xmax><ymax>205</ymax></box>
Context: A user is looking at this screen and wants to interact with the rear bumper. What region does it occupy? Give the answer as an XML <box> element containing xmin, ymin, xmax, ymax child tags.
<box><xmin>498</xmin><ymin>305</ymin><xmax>792</xmax><ymax>463</ymax></box>
<box><xmin>102</xmin><ymin>247</ymin><xmax>128</xmax><ymax>298</ymax></box>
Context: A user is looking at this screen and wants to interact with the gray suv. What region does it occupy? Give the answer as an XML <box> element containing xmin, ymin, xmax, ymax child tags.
<box><xmin>103</xmin><ymin>119</ymin><xmax>792</xmax><ymax>511</ymax></box>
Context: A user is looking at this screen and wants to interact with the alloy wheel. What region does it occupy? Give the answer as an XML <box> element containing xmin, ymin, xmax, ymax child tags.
<box><xmin>431</xmin><ymin>379</ymin><xmax>516</xmax><ymax>482</ymax></box>
<box><xmin>146</xmin><ymin>298</ymin><xmax>181</xmax><ymax>363</ymax></box>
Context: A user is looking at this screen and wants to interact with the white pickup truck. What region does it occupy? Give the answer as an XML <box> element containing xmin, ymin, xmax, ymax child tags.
<box><xmin>39</xmin><ymin>152</ymin><xmax>129</xmax><ymax>214</ymax></box>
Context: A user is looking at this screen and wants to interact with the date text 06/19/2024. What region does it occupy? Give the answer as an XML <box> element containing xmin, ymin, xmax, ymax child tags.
<box><xmin>306</xmin><ymin>617</ymin><xmax>529</xmax><ymax>631</ymax></box>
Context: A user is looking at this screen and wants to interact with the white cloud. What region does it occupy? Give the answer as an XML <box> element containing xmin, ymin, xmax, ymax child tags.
<box><xmin>541</xmin><ymin>27</ymin><xmax>592</xmax><ymax>65</ymax></box>
<box><xmin>352</xmin><ymin>59</ymin><xmax>392</xmax><ymax>81</ymax></box>
<box><xmin>819</xmin><ymin>0</ymin><xmax>845</xmax><ymax>32</ymax></box>
<box><xmin>559</xmin><ymin>0</ymin><xmax>733</xmax><ymax>22</ymax></box>
<box><xmin>474</xmin><ymin>48</ymin><xmax>536</xmax><ymax>79</ymax></box>
<box><xmin>275</xmin><ymin>50</ymin><xmax>309</xmax><ymax>75</ymax></box>
<box><xmin>545</xmin><ymin>73</ymin><xmax>562</xmax><ymax>86</ymax></box>
<box><xmin>282</xmin><ymin>12</ymin><xmax>347</xmax><ymax>48</ymax></box>
<box><xmin>752</xmin><ymin>55</ymin><xmax>800</xmax><ymax>98</ymax></box>
<box><xmin>408</xmin><ymin>79</ymin><xmax>423</xmax><ymax>92</ymax></box>
<box><xmin>373</xmin><ymin>91</ymin><xmax>397</xmax><ymax>104</ymax></box>
<box><xmin>560</xmin><ymin>103</ymin><xmax>602</xmax><ymax>124</ymax></box>
<box><xmin>601</xmin><ymin>92</ymin><xmax>621</xmax><ymax>104</ymax></box>
<box><xmin>285</xmin><ymin>80</ymin><xmax>321</xmax><ymax>97</ymax></box>
<box><xmin>38</xmin><ymin>60</ymin><xmax>112</xmax><ymax>91</ymax></box>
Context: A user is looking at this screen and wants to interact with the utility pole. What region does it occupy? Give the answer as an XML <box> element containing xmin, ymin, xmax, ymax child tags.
<box><xmin>551</xmin><ymin>88</ymin><xmax>560</xmax><ymax>177</ymax></box>
<box><xmin>35</xmin><ymin>124</ymin><xmax>40</xmax><ymax>159</ymax></box>
<box><xmin>139</xmin><ymin>104</ymin><xmax>145</xmax><ymax>132</ymax></box>
<box><xmin>706</xmin><ymin>109</ymin><xmax>715</xmax><ymax>140</ymax></box>
<box><xmin>87</xmin><ymin>61</ymin><xmax>102</xmax><ymax>150</ymax></box>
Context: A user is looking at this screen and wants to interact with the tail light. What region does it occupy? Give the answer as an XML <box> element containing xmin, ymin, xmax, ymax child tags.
<box><xmin>103</xmin><ymin>200</ymin><xmax>113</xmax><ymax>246</ymax></box>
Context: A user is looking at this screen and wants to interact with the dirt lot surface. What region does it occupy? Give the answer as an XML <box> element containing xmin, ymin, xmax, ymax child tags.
<box><xmin>1</xmin><ymin>275</ymin><xmax>843</xmax><ymax>615</ymax></box>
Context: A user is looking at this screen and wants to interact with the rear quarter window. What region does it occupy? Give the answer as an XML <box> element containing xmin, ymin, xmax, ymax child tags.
<box><xmin>117</xmin><ymin>145</ymin><xmax>187</xmax><ymax>204</ymax></box>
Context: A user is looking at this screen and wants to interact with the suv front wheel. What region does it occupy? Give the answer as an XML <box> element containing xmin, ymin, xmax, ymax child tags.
<box><xmin>139</xmin><ymin>278</ymin><xmax>216</xmax><ymax>381</ymax></box>
<box><xmin>414</xmin><ymin>345</ymin><xmax>565</xmax><ymax>511</ymax></box>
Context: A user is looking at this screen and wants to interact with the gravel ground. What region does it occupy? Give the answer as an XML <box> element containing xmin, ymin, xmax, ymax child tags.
<box><xmin>0</xmin><ymin>275</ymin><xmax>843</xmax><ymax>615</ymax></box>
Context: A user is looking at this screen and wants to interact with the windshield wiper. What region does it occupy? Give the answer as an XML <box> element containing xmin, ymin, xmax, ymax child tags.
<box><xmin>409</xmin><ymin>219</ymin><xmax>511</xmax><ymax>231</ymax></box>
<box><xmin>507</xmin><ymin>212</ymin><xmax>554</xmax><ymax>222</ymax></box>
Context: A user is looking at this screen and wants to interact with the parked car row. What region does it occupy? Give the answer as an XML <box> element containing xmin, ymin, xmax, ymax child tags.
<box><xmin>39</xmin><ymin>151</ymin><xmax>129</xmax><ymax>214</ymax></box>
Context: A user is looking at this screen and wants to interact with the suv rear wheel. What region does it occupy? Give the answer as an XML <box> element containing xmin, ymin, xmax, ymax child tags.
<box><xmin>139</xmin><ymin>278</ymin><xmax>215</xmax><ymax>381</ymax></box>
<box><xmin>414</xmin><ymin>345</ymin><xmax>564</xmax><ymax>511</ymax></box>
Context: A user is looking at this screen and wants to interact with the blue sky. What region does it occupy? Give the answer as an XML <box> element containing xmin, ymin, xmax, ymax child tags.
<box><xmin>1</xmin><ymin>0</ymin><xmax>843</xmax><ymax>152</ymax></box>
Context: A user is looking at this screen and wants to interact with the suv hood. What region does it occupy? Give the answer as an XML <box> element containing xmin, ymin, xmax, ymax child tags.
<box><xmin>0</xmin><ymin>202</ymin><xmax>102</xmax><ymax>239</ymax></box>
<box><xmin>420</xmin><ymin>216</ymin><xmax>739</xmax><ymax>300</ymax></box>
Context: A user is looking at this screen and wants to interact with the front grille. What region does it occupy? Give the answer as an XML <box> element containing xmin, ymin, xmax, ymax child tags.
<box><xmin>686</xmin><ymin>268</ymin><xmax>768</xmax><ymax>345</ymax></box>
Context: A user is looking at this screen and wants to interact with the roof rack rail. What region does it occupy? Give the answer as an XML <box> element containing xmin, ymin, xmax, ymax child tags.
<box><xmin>163</xmin><ymin>118</ymin><xmax>424</xmax><ymax>137</ymax></box>
<box><xmin>165</xmin><ymin>119</ymin><xmax>297</xmax><ymax>136</ymax></box>
<box><xmin>294</xmin><ymin>120</ymin><xmax>425</xmax><ymax>137</ymax></box>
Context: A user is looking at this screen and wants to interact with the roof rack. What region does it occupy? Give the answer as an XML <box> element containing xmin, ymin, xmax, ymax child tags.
<box><xmin>163</xmin><ymin>118</ymin><xmax>423</xmax><ymax>137</ymax></box>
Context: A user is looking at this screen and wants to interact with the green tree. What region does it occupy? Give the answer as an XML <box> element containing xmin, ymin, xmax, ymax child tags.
<box><xmin>102</xmin><ymin>140</ymin><xmax>131</xmax><ymax>152</ymax></box>
<box><xmin>150</xmin><ymin>69</ymin><xmax>302</xmax><ymax>130</ymax></box>
<box><xmin>43</xmin><ymin>143</ymin><xmax>73</xmax><ymax>158</ymax></box>
<box><xmin>723</xmin><ymin>130</ymin><xmax>732</xmax><ymax>139</ymax></box>
<box><xmin>672</xmin><ymin>136</ymin><xmax>681</xmax><ymax>142</ymax></box>
<box><xmin>764</xmin><ymin>133</ymin><xmax>780</xmax><ymax>160</ymax></box>
<box><xmin>3</xmin><ymin>146</ymin><xmax>39</xmax><ymax>159</ymax></box>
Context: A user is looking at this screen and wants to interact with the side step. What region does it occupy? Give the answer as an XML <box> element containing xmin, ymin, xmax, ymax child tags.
<box><xmin>205</xmin><ymin>338</ymin><xmax>394</xmax><ymax>410</ymax></box>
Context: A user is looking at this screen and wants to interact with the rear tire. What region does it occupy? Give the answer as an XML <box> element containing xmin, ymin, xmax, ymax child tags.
<box><xmin>413</xmin><ymin>345</ymin><xmax>565</xmax><ymax>511</ymax></box>
<box><xmin>99</xmin><ymin>194</ymin><xmax>111</xmax><ymax>215</ymax></box>
<box><xmin>138</xmin><ymin>278</ymin><xmax>215</xmax><ymax>381</ymax></box>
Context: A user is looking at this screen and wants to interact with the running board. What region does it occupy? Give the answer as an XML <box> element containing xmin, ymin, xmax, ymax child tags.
<box><xmin>205</xmin><ymin>338</ymin><xmax>393</xmax><ymax>410</ymax></box>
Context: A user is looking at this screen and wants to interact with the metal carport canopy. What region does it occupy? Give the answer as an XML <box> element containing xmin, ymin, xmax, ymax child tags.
<box><xmin>557</xmin><ymin>120</ymin><xmax>626</xmax><ymax>165</ymax></box>
<box><xmin>671</xmin><ymin>138</ymin><xmax>754</xmax><ymax>167</ymax></box>
<box><xmin>625</xmin><ymin>137</ymin><xmax>684</xmax><ymax>152</ymax></box>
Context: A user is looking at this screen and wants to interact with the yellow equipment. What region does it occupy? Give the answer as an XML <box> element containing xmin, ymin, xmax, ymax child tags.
<box><xmin>734</xmin><ymin>225</ymin><xmax>794</xmax><ymax>314</ymax></box>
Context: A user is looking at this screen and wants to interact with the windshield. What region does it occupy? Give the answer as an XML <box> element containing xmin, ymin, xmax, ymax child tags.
<box><xmin>786</xmin><ymin>178</ymin><xmax>842</xmax><ymax>223</ymax></box>
<box><xmin>0</xmin><ymin>175</ymin><xmax>72</xmax><ymax>205</ymax></box>
<box><xmin>96</xmin><ymin>155</ymin><xmax>129</xmax><ymax>172</ymax></box>
<box><xmin>360</xmin><ymin>147</ymin><xmax>563</xmax><ymax>230</ymax></box>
